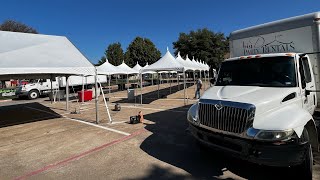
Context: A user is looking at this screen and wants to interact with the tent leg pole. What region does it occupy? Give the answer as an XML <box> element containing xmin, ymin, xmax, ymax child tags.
<box><xmin>50</xmin><ymin>75</ymin><xmax>53</xmax><ymax>104</ymax></box>
<box><xmin>170</xmin><ymin>73</ymin><xmax>171</xmax><ymax>94</ymax></box>
<box><xmin>98</xmin><ymin>79</ymin><xmax>112</xmax><ymax>123</ymax></box>
<box><xmin>177</xmin><ymin>74</ymin><xmax>179</xmax><ymax>90</ymax></box>
<box><xmin>82</xmin><ymin>75</ymin><xmax>84</xmax><ymax>103</ymax></box>
<box><xmin>157</xmin><ymin>73</ymin><xmax>160</xmax><ymax>98</ymax></box>
<box><xmin>66</xmin><ymin>75</ymin><xmax>69</xmax><ymax>111</ymax></box>
<box><xmin>127</xmin><ymin>74</ymin><xmax>129</xmax><ymax>89</ymax></box>
<box><xmin>95</xmin><ymin>69</ymin><xmax>99</xmax><ymax>124</ymax></box>
<box><xmin>140</xmin><ymin>74</ymin><xmax>143</xmax><ymax>104</ymax></box>
<box><xmin>108</xmin><ymin>75</ymin><xmax>111</xmax><ymax>95</ymax></box>
<box><xmin>184</xmin><ymin>71</ymin><xmax>186</xmax><ymax>105</ymax></box>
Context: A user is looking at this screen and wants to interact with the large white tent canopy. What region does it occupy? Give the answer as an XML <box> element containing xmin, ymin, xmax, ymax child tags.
<box><xmin>0</xmin><ymin>31</ymin><xmax>95</xmax><ymax>80</ymax></box>
<box><xmin>141</xmin><ymin>49</ymin><xmax>185</xmax><ymax>73</ymax></box>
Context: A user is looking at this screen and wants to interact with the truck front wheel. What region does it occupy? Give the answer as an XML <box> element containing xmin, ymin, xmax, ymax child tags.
<box><xmin>28</xmin><ymin>90</ymin><xmax>39</xmax><ymax>100</ymax></box>
<box><xmin>295</xmin><ymin>128</ymin><xmax>313</xmax><ymax>180</ymax></box>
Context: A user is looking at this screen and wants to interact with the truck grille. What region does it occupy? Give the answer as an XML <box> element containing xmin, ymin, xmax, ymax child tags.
<box><xmin>198</xmin><ymin>100</ymin><xmax>255</xmax><ymax>134</ymax></box>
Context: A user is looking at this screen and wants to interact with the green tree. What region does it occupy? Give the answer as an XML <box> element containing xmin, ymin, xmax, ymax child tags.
<box><xmin>0</xmin><ymin>20</ymin><xmax>38</xmax><ymax>34</ymax></box>
<box><xmin>96</xmin><ymin>42</ymin><xmax>124</xmax><ymax>66</ymax></box>
<box><xmin>106</xmin><ymin>42</ymin><xmax>124</xmax><ymax>66</ymax></box>
<box><xmin>125</xmin><ymin>37</ymin><xmax>161</xmax><ymax>67</ymax></box>
<box><xmin>173</xmin><ymin>28</ymin><xmax>229</xmax><ymax>69</ymax></box>
<box><xmin>96</xmin><ymin>56</ymin><xmax>106</xmax><ymax>66</ymax></box>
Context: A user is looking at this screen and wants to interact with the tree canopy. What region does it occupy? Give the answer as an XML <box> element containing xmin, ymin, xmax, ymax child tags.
<box><xmin>173</xmin><ymin>28</ymin><xmax>229</xmax><ymax>69</ymax></box>
<box><xmin>125</xmin><ymin>37</ymin><xmax>161</xmax><ymax>67</ymax></box>
<box><xmin>0</xmin><ymin>20</ymin><xmax>38</xmax><ymax>34</ymax></box>
<box><xmin>97</xmin><ymin>42</ymin><xmax>124</xmax><ymax>66</ymax></box>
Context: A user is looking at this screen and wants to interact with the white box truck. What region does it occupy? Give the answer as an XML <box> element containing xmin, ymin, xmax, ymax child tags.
<box><xmin>188</xmin><ymin>12</ymin><xmax>320</xmax><ymax>179</ymax></box>
<box><xmin>15</xmin><ymin>75</ymin><xmax>107</xmax><ymax>99</ymax></box>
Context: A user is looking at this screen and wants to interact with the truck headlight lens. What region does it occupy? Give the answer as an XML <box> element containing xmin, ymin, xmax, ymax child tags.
<box><xmin>187</xmin><ymin>102</ymin><xmax>200</xmax><ymax>125</ymax></box>
<box><xmin>249</xmin><ymin>128</ymin><xmax>294</xmax><ymax>141</ymax></box>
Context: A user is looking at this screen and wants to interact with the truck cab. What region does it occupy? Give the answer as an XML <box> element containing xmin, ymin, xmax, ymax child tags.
<box><xmin>188</xmin><ymin>53</ymin><xmax>319</xmax><ymax>179</ymax></box>
<box><xmin>16</xmin><ymin>78</ymin><xmax>59</xmax><ymax>99</ymax></box>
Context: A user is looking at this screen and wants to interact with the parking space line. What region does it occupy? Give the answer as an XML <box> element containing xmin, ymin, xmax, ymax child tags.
<box><xmin>14</xmin><ymin>128</ymin><xmax>146</xmax><ymax>180</ymax></box>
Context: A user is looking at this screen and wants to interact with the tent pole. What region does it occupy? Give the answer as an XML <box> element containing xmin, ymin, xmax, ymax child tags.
<box><xmin>82</xmin><ymin>75</ymin><xmax>85</xmax><ymax>103</ymax></box>
<box><xmin>108</xmin><ymin>75</ymin><xmax>111</xmax><ymax>95</ymax></box>
<box><xmin>157</xmin><ymin>72</ymin><xmax>160</xmax><ymax>98</ymax></box>
<box><xmin>98</xmin><ymin>80</ymin><xmax>112</xmax><ymax>123</ymax></box>
<box><xmin>127</xmin><ymin>74</ymin><xmax>129</xmax><ymax>89</ymax></box>
<box><xmin>184</xmin><ymin>70</ymin><xmax>186</xmax><ymax>105</ymax></box>
<box><xmin>177</xmin><ymin>73</ymin><xmax>179</xmax><ymax>90</ymax></box>
<box><xmin>50</xmin><ymin>74</ymin><xmax>53</xmax><ymax>104</ymax></box>
<box><xmin>95</xmin><ymin>68</ymin><xmax>99</xmax><ymax>124</ymax></box>
<box><xmin>66</xmin><ymin>75</ymin><xmax>69</xmax><ymax>111</ymax></box>
<box><xmin>169</xmin><ymin>72</ymin><xmax>172</xmax><ymax>94</ymax></box>
<box><xmin>140</xmin><ymin>73</ymin><xmax>143</xmax><ymax>104</ymax></box>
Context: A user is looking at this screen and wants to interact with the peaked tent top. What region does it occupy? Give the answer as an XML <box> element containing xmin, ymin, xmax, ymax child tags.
<box><xmin>175</xmin><ymin>52</ymin><xmax>195</xmax><ymax>71</ymax></box>
<box><xmin>96</xmin><ymin>59</ymin><xmax>122</xmax><ymax>75</ymax></box>
<box><xmin>116</xmin><ymin>61</ymin><xmax>139</xmax><ymax>74</ymax></box>
<box><xmin>0</xmin><ymin>30</ymin><xmax>95</xmax><ymax>80</ymax></box>
<box><xmin>141</xmin><ymin>49</ymin><xmax>184</xmax><ymax>73</ymax></box>
<box><xmin>132</xmin><ymin>61</ymin><xmax>143</xmax><ymax>71</ymax></box>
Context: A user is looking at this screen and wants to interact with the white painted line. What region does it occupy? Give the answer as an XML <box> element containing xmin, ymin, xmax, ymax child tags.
<box><xmin>65</xmin><ymin>117</ymin><xmax>130</xmax><ymax>136</ymax></box>
<box><xmin>25</xmin><ymin>106</ymin><xmax>131</xmax><ymax>136</ymax></box>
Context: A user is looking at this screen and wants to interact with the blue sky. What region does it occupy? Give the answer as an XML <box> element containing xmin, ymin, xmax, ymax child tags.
<box><xmin>0</xmin><ymin>0</ymin><xmax>319</xmax><ymax>64</ymax></box>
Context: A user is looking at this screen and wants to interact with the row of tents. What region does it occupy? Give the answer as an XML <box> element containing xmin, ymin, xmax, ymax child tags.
<box><xmin>96</xmin><ymin>49</ymin><xmax>211</xmax><ymax>76</ymax></box>
<box><xmin>0</xmin><ymin>30</ymin><xmax>214</xmax><ymax>123</ymax></box>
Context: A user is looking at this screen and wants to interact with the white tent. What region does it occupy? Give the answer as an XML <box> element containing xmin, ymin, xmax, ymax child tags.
<box><xmin>175</xmin><ymin>52</ymin><xmax>196</xmax><ymax>71</ymax></box>
<box><xmin>0</xmin><ymin>31</ymin><xmax>95</xmax><ymax>80</ymax></box>
<box><xmin>96</xmin><ymin>59</ymin><xmax>122</xmax><ymax>75</ymax></box>
<box><xmin>0</xmin><ymin>30</ymin><xmax>103</xmax><ymax>123</ymax></box>
<box><xmin>140</xmin><ymin>49</ymin><xmax>188</xmax><ymax>105</ymax></box>
<box><xmin>116</xmin><ymin>61</ymin><xmax>139</xmax><ymax>74</ymax></box>
<box><xmin>132</xmin><ymin>62</ymin><xmax>142</xmax><ymax>72</ymax></box>
<box><xmin>141</xmin><ymin>49</ymin><xmax>184</xmax><ymax>73</ymax></box>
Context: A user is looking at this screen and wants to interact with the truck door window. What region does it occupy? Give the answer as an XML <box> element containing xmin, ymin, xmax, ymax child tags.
<box><xmin>298</xmin><ymin>58</ymin><xmax>306</xmax><ymax>89</ymax></box>
<box><xmin>301</xmin><ymin>57</ymin><xmax>311</xmax><ymax>83</ymax></box>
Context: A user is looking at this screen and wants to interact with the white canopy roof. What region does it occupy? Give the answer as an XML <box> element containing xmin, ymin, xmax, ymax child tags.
<box><xmin>132</xmin><ymin>62</ymin><xmax>142</xmax><ymax>72</ymax></box>
<box><xmin>96</xmin><ymin>59</ymin><xmax>122</xmax><ymax>75</ymax></box>
<box><xmin>175</xmin><ymin>52</ymin><xmax>196</xmax><ymax>71</ymax></box>
<box><xmin>0</xmin><ymin>30</ymin><xmax>95</xmax><ymax>80</ymax></box>
<box><xmin>141</xmin><ymin>49</ymin><xmax>185</xmax><ymax>73</ymax></box>
<box><xmin>116</xmin><ymin>61</ymin><xmax>139</xmax><ymax>74</ymax></box>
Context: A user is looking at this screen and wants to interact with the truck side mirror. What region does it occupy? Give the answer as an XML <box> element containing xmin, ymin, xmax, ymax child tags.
<box><xmin>305</xmin><ymin>89</ymin><xmax>311</xmax><ymax>96</ymax></box>
<box><xmin>210</xmin><ymin>78</ymin><xmax>216</xmax><ymax>84</ymax></box>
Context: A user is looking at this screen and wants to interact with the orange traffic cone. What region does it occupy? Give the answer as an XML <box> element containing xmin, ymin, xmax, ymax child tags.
<box><xmin>138</xmin><ymin>111</ymin><xmax>144</xmax><ymax>123</ymax></box>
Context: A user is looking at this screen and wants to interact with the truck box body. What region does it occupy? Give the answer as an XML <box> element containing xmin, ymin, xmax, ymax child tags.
<box><xmin>58</xmin><ymin>75</ymin><xmax>107</xmax><ymax>87</ymax></box>
<box><xmin>229</xmin><ymin>12</ymin><xmax>320</xmax><ymax>104</ymax></box>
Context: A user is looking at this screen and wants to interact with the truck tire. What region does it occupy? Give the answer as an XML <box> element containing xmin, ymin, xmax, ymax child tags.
<box><xmin>295</xmin><ymin>128</ymin><xmax>313</xmax><ymax>180</ymax></box>
<box><xmin>28</xmin><ymin>90</ymin><xmax>39</xmax><ymax>100</ymax></box>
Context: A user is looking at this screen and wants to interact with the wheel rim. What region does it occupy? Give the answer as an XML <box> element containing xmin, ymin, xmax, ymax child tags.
<box><xmin>30</xmin><ymin>92</ymin><xmax>38</xmax><ymax>98</ymax></box>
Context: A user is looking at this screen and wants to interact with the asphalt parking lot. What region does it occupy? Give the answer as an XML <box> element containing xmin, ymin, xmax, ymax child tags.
<box><xmin>0</xmin><ymin>83</ymin><xmax>319</xmax><ymax>180</ymax></box>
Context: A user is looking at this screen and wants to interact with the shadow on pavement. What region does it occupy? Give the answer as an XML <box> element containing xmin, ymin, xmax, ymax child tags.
<box><xmin>0</xmin><ymin>102</ymin><xmax>61</xmax><ymax>128</ymax></box>
<box><xmin>140</xmin><ymin>105</ymin><xmax>310</xmax><ymax>180</ymax></box>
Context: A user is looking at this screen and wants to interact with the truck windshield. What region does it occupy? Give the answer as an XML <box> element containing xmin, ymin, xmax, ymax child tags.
<box><xmin>216</xmin><ymin>56</ymin><xmax>297</xmax><ymax>87</ymax></box>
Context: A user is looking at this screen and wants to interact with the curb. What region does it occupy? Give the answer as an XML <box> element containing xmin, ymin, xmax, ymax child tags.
<box><xmin>0</xmin><ymin>99</ymin><xmax>12</xmax><ymax>103</ymax></box>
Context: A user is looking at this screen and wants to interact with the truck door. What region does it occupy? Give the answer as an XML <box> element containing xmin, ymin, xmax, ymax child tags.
<box><xmin>39</xmin><ymin>79</ymin><xmax>50</xmax><ymax>91</ymax></box>
<box><xmin>299</xmin><ymin>56</ymin><xmax>316</xmax><ymax>114</ymax></box>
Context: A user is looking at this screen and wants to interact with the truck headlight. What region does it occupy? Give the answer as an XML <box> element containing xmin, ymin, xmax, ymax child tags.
<box><xmin>187</xmin><ymin>102</ymin><xmax>200</xmax><ymax>125</ymax></box>
<box><xmin>247</xmin><ymin>128</ymin><xmax>294</xmax><ymax>141</ymax></box>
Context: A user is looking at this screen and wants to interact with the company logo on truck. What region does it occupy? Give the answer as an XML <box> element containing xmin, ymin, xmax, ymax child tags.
<box><xmin>242</xmin><ymin>35</ymin><xmax>295</xmax><ymax>55</ymax></box>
